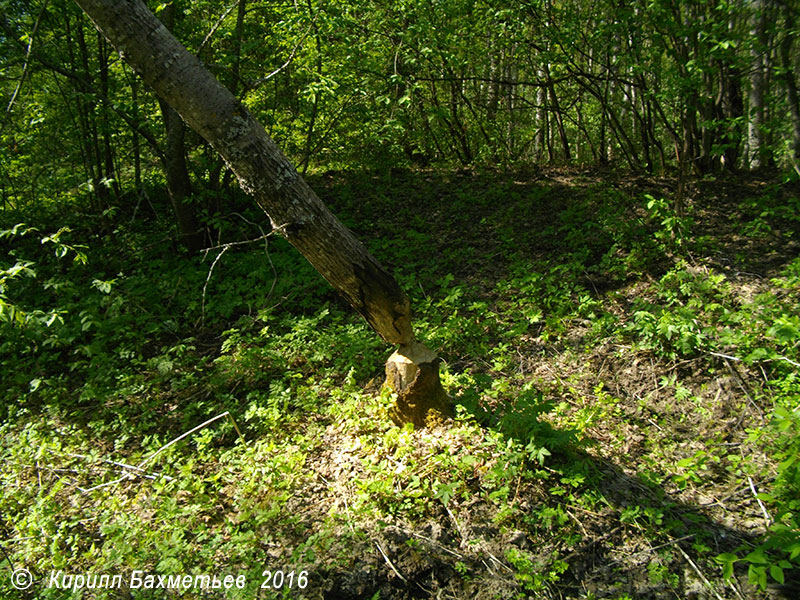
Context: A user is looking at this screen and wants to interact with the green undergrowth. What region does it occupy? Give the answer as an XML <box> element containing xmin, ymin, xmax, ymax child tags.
<box><xmin>2</xmin><ymin>170</ymin><xmax>799</xmax><ymax>598</ymax></box>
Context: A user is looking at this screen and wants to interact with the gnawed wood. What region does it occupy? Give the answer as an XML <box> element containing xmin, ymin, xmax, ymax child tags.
<box><xmin>385</xmin><ymin>341</ymin><xmax>453</xmax><ymax>427</ymax></box>
<box><xmin>75</xmin><ymin>0</ymin><xmax>456</xmax><ymax>425</ymax></box>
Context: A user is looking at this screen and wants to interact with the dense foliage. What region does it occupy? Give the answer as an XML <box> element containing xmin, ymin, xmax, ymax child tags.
<box><xmin>2</xmin><ymin>1</ymin><xmax>800</xmax><ymax>599</ymax></box>
<box><xmin>2</xmin><ymin>169</ymin><xmax>799</xmax><ymax>598</ymax></box>
<box><xmin>2</xmin><ymin>0</ymin><xmax>800</xmax><ymax>210</ymax></box>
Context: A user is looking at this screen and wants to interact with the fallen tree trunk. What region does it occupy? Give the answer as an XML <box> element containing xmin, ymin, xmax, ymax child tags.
<box><xmin>74</xmin><ymin>0</ymin><xmax>451</xmax><ymax>425</ymax></box>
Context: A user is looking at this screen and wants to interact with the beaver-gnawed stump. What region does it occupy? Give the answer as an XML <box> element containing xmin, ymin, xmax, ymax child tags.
<box><xmin>384</xmin><ymin>341</ymin><xmax>453</xmax><ymax>427</ymax></box>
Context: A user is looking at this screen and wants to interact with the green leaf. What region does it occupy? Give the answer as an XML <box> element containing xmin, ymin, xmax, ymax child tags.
<box><xmin>746</xmin><ymin>347</ymin><xmax>772</xmax><ymax>362</ymax></box>
<box><xmin>722</xmin><ymin>560</ymin><xmax>734</xmax><ymax>580</ymax></box>
<box><xmin>534</xmin><ymin>446</ymin><xmax>551</xmax><ymax>465</ymax></box>
<box><xmin>745</xmin><ymin>548</ymin><xmax>769</xmax><ymax>564</ymax></box>
<box><xmin>715</xmin><ymin>553</ymin><xmax>739</xmax><ymax>564</ymax></box>
<box><xmin>92</xmin><ymin>279</ymin><xmax>114</xmax><ymax>294</ymax></box>
<box><xmin>769</xmin><ymin>564</ymin><xmax>784</xmax><ymax>585</ymax></box>
<box><xmin>434</xmin><ymin>481</ymin><xmax>459</xmax><ymax>506</ymax></box>
<box><xmin>768</xmin><ymin>320</ymin><xmax>800</xmax><ymax>345</ymax></box>
<box><xmin>748</xmin><ymin>564</ymin><xmax>767</xmax><ymax>590</ymax></box>
<box><xmin>788</xmin><ymin>543</ymin><xmax>800</xmax><ymax>560</ymax></box>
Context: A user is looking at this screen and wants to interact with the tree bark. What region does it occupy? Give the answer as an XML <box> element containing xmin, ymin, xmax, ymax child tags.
<box><xmin>747</xmin><ymin>0</ymin><xmax>767</xmax><ymax>169</ymax></box>
<box><xmin>779</xmin><ymin>2</ymin><xmax>800</xmax><ymax>161</ymax></box>
<box><xmin>156</xmin><ymin>3</ymin><xmax>204</xmax><ymax>253</ymax></box>
<box><xmin>73</xmin><ymin>0</ymin><xmax>416</xmax><ymax>348</ymax></box>
<box><xmin>544</xmin><ymin>64</ymin><xmax>570</xmax><ymax>161</ymax></box>
<box><xmin>158</xmin><ymin>99</ymin><xmax>204</xmax><ymax>252</ymax></box>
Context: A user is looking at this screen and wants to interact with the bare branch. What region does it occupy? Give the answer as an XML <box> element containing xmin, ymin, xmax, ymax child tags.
<box><xmin>197</xmin><ymin>1</ymin><xmax>239</xmax><ymax>54</ymax></box>
<box><xmin>247</xmin><ymin>20</ymin><xmax>317</xmax><ymax>90</ymax></box>
<box><xmin>1</xmin><ymin>1</ymin><xmax>49</xmax><ymax>137</ymax></box>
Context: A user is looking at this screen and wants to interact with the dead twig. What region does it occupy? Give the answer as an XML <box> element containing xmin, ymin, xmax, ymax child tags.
<box><xmin>200</xmin><ymin>244</ymin><xmax>229</xmax><ymax>323</ymax></box>
<box><xmin>408</xmin><ymin>532</ymin><xmax>464</xmax><ymax>559</ymax></box>
<box><xmin>709</xmin><ymin>350</ymin><xmax>800</xmax><ymax>370</ymax></box>
<box><xmin>485</xmin><ymin>550</ymin><xmax>513</xmax><ymax>573</ymax></box>
<box><xmin>199</xmin><ymin>223</ymin><xmax>285</xmax><ymax>324</ymax></box>
<box><xmin>1</xmin><ymin>1</ymin><xmax>49</xmax><ymax>136</ymax></box>
<box><xmin>50</xmin><ymin>449</ymin><xmax>174</xmax><ymax>482</ymax></box>
<box><xmin>747</xmin><ymin>477</ymin><xmax>772</xmax><ymax>527</ymax></box>
<box><xmin>443</xmin><ymin>502</ymin><xmax>467</xmax><ymax>546</ymax></box>
<box><xmin>247</xmin><ymin>19</ymin><xmax>317</xmax><ymax>90</ymax></box>
<box><xmin>137</xmin><ymin>411</ymin><xmax>244</xmax><ymax>470</ymax></box>
<box><xmin>375</xmin><ymin>541</ymin><xmax>407</xmax><ymax>583</ymax></box>
<box><xmin>197</xmin><ymin>2</ymin><xmax>239</xmax><ymax>54</ymax></box>
<box><xmin>80</xmin><ymin>411</ymin><xmax>244</xmax><ymax>495</ymax></box>
<box><xmin>712</xmin><ymin>354</ymin><xmax>763</xmax><ymax>422</ymax></box>
<box><xmin>565</xmin><ymin>508</ymin><xmax>589</xmax><ymax>538</ymax></box>
<box><xmin>675</xmin><ymin>543</ymin><xmax>725</xmax><ymax>600</ymax></box>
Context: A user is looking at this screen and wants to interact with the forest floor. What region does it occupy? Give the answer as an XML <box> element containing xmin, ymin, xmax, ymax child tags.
<box><xmin>2</xmin><ymin>168</ymin><xmax>800</xmax><ymax>600</ymax></box>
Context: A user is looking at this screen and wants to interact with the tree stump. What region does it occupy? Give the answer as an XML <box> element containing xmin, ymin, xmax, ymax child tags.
<box><xmin>385</xmin><ymin>341</ymin><xmax>453</xmax><ymax>427</ymax></box>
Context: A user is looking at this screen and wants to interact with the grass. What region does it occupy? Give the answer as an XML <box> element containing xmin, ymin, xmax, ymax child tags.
<box><xmin>1</xmin><ymin>168</ymin><xmax>799</xmax><ymax>599</ymax></box>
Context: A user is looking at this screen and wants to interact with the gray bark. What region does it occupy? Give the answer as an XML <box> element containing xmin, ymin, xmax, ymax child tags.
<box><xmin>156</xmin><ymin>3</ymin><xmax>203</xmax><ymax>252</ymax></box>
<box><xmin>534</xmin><ymin>66</ymin><xmax>547</xmax><ymax>161</ymax></box>
<box><xmin>74</xmin><ymin>0</ymin><xmax>413</xmax><ymax>345</ymax></box>
<box><xmin>780</xmin><ymin>2</ymin><xmax>800</xmax><ymax>161</ymax></box>
<box><xmin>747</xmin><ymin>0</ymin><xmax>767</xmax><ymax>169</ymax></box>
<box><xmin>158</xmin><ymin>99</ymin><xmax>204</xmax><ymax>253</ymax></box>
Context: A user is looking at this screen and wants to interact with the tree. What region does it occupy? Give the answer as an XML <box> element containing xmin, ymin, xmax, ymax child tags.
<box><xmin>747</xmin><ymin>0</ymin><xmax>768</xmax><ymax>169</ymax></box>
<box><xmin>156</xmin><ymin>2</ymin><xmax>204</xmax><ymax>253</ymax></box>
<box><xmin>778</xmin><ymin>0</ymin><xmax>800</xmax><ymax>162</ymax></box>
<box><xmin>73</xmin><ymin>0</ymin><xmax>451</xmax><ymax>427</ymax></box>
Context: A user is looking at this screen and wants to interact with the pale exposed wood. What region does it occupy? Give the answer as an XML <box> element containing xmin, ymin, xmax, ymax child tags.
<box><xmin>385</xmin><ymin>341</ymin><xmax>453</xmax><ymax>427</ymax></box>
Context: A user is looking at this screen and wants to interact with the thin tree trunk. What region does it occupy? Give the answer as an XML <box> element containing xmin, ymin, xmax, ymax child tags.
<box><xmin>718</xmin><ymin>59</ymin><xmax>743</xmax><ymax>170</ymax></box>
<box><xmin>449</xmin><ymin>76</ymin><xmax>473</xmax><ymax>164</ymax></box>
<box><xmin>97</xmin><ymin>33</ymin><xmax>122</xmax><ymax>199</ymax></box>
<box><xmin>780</xmin><ymin>2</ymin><xmax>800</xmax><ymax>161</ymax></box>
<box><xmin>77</xmin><ymin>19</ymin><xmax>108</xmax><ymax>209</ymax></box>
<box><xmin>534</xmin><ymin>67</ymin><xmax>547</xmax><ymax>161</ymax></box>
<box><xmin>598</xmin><ymin>72</ymin><xmax>609</xmax><ymax>166</ymax></box>
<box><xmin>544</xmin><ymin>65</ymin><xmax>570</xmax><ymax>161</ymax></box>
<box><xmin>62</xmin><ymin>8</ymin><xmax>95</xmax><ymax>198</ymax></box>
<box><xmin>747</xmin><ymin>0</ymin><xmax>767</xmax><ymax>169</ymax></box>
<box><xmin>504</xmin><ymin>46</ymin><xmax>517</xmax><ymax>158</ymax></box>
<box><xmin>158</xmin><ymin>99</ymin><xmax>204</xmax><ymax>252</ymax></box>
<box><xmin>205</xmin><ymin>0</ymin><xmax>247</xmax><ymax>194</ymax></box>
<box><xmin>486</xmin><ymin>38</ymin><xmax>500</xmax><ymax>122</ymax></box>
<box><xmin>230</xmin><ymin>0</ymin><xmax>246</xmax><ymax>96</ymax></box>
<box><xmin>129</xmin><ymin>71</ymin><xmax>142</xmax><ymax>189</ymax></box>
<box><xmin>300</xmin><ymin>0</ymin><xmax>322</xmax><ymax>175</ymax></box>
<box><xmin>155</xmin><ymin>3</ymin><xmax>204</xmax><ymax>252</ymax></box>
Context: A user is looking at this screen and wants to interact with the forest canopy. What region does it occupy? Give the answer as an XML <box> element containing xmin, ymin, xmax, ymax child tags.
<box><xmin>1</xmin><ymin>0</ymin><xmax>799</xmax><ymax>206</ymax></box>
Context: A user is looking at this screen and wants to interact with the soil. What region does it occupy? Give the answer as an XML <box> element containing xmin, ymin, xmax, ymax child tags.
<box><xmin>272</xmin><ymin>169</ymin><xmax>800</xmax><ymax>599</ymax></box>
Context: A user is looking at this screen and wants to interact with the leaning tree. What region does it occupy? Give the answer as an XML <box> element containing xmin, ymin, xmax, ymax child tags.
<box><xmin>73</xmin><ymin>0</ymin><xmax>450</xmax><ymax>427</ymax></box>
